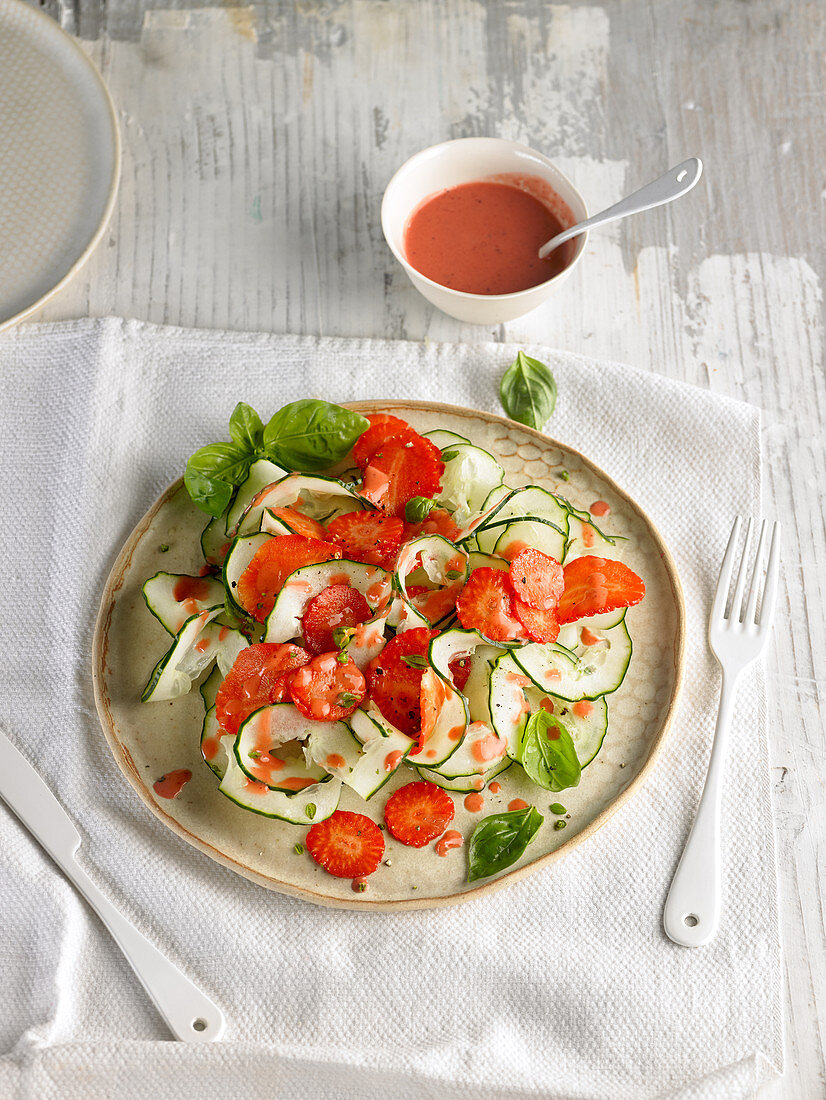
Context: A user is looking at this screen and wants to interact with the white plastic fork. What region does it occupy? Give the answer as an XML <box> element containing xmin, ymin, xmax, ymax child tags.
<box><xmin>663</xmin><ymin>516</ymin><xmax>781</xmax><ymax>947</ymax></box>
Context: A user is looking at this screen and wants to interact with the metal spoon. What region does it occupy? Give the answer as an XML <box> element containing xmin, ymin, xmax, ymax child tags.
<box><xmin>538</xmin><ymin>157</ymin><xmax>703</xmax><ymax>259</ymax></box>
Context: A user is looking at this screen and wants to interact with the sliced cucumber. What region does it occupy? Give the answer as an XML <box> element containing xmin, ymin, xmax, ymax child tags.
<box><xmin>142</xmin><ymin>571</ymin><xmax>224</xmax><ymax>635</ymax></box>
<box><xmin>238</xmin><ymin>474</ymin><xmax>364</xmax><ymax>536</ymax></box>
<box><xmin>200</xmin><ymin>708</ymin><xmax>229</xmax><ymax>779</ymax></box>
<box><xmin>488</xmin><ymin>651</ymin><xmax>534</xmax><ymax>758</ymax></box>
<box><xmin>492</xmin><ymin>518</ymin><xmax>566</xmax><ymax>564</ymax></box>
<box><xmin>455</xmin><ymin>485</ymin><xmax>515</xmax><ymax>543</ymax></box>
<box><xmin>260</xmin><ymin>509</ymin><xmax>294</xmax><ymax>536</ymax></box>
<box><xmin>512</xmin><ymin>621</ymin><xmax>632</xmax><ymax>701</ymax></box>
<box><xmin>345</xmin><ymin>612</ymin><xmax>390</xmax><ymax>669</ymax></box>
<box><xmin>428</xmin><ymin>627</ymin><xmax>502</xmax><ymax>723</ymax></box>
<box><xmin>563</xmin><ymin>514</ymin><xmax>617</xmax><ymax>562</ymax></box>
<box><xmin>263</xmin><ymin>559</ymin><xmax>392</xmax><ymax>643</ymax></box>
<box><xmin>436</xmin><ymin>443</ymin><xmax>504</xmax><ymax>524</ymax></box>
<box><xmin>225</xmin><ymin>458</ymin><xmax>286</xmax><ymax>536</ymax></box>
<box><xmin>394</xmin><ymin>535</ymin><xmax>468</xmax><ymax>628</ymax></box>
<box><xmin>223</xmin><ymin>532</ymin><xmax>271</xmax><ymax>616</ymax></box>
<box><xmin>423</xmin><ymin>429</ymin><xmax>470</xmax><ymax>448</ymax></box>
<box><xmin>556</xmin><ymin>608</ymin><xmax>627</xmax><ymax>649</ymax></box>
<box><xmin>425</xmin><ymin>719</ymin><xmax>510</xmax><ymax>779</ymax></box>
<box><xmin>199</xmin><ymin>665</ymin><xmax>224</xmax><ymax>711</ymax></box>
<box><xmin>467</xmin><ymin>551</ymin><xmax>510</xmax><ymax>573</ymax></box>
<box><xmin>213</xmin><ymin>625</ymin><xmax>249</xmax><ymax>676</ymax></box>
<box><xmin>201</xmin><ymin>511</ymin><xmax>233</xmax><ymax>566</ymax></box>
<box><xmin>349</xmin><ymin>705</ymin><xmax>406</xmax><ymax>743</ymax></box>
<box><xmin>474</xmin><ymin>486</ymin><xmax>568</xmax><ymax>554</ymax></box>
<box><xmin>219</xmin><ymin>746</ymin><xmax>341</xmax><ymax>823</ymax></box>
<box><xmin>141</xmin><ymin>608</ymin><xmax>223</xmax><ymax>702</ymax></box>
<box><xmin>410</xmin><ymin>668</ymin><xmax>468</xmax><ymax>768</ymax></box>
<box><xmin>417</xmin><ymin>757</ymin><xmax>512</xmax><ymax>792</ymax></box>
<box><xmin>234</xmin><ymin>705</ymin><xmax>330</xmax><ymax>791</ymax></box>
<box><xmin>306</xmin><ymin>718</ymin><xmax>413</xmax><ymax>799</ymax></box>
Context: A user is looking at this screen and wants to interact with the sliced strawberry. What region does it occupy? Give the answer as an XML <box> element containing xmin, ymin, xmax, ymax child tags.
<box><xmin>301</xmin><ymin>584</ymin><xmax>372</xmax><ymax>655</ymax></box>
<box><xmin>289</xmin><ymin>653</ymin><xmax>366</xmax><ymax>721</ymax></box>
<box><xmin>237</xmin><ymin>534</ymin><xmax>342</xmax><ymax>622</ymax></box>
<box><xmin>404</xmin><ymin>507</ymin><xmax>461</xmax><ymax>542</ymax></box>
<box><xmin>513</xmin><ymin>597</ymin><xmax>560</xmax><ymax>643</ymax></box>
<box><xmin>366</xmin><ymin>626</ymin><xmax>435</xmax><ymax>735</ymax></box>
<box><xmin>509</xmin><ymin>547</ymin><xmax>564</xmax><ymax>610</ymax></box>
<box><xmin>455</xmin><ymin>567</ymin><xmax>526</xmax><ymax>642</ymax></box>
<box><xmin>360</xmin><ymin>435</ymin><xmax>444</xmax><ymax>518</ymax></box>
<box><xmin>306</xmin><ymin>810</ymin><xmax>385</xmax><ymax>878</ymax></box>
<box><xmin>215</xmin><ymin>643</ymin><xmax>311</xmax><ymax>735</ymax></box>
<box><xmin>268</xmin><ymin>506</ymin><xmax>329</xmax><ymax>541</ymax></box>
<box><xmin>326</xmin><ymin>511</ymin><xmax>404</xmax><ymax>569</ymax></box>
<box><xmin>352</xmin><ymin>414</ymin><xmax>415</xmax><ymax>468</ymax></box>
<box><xmin>384</xmin><ymin>780</ymin><xmax>455</xmax><ymax>848</ymax></box>
<box><xmin>557</xmin><ymin>556</ymin><xmax>645</xmax><ymax>623</ymax></box>
<box><xmin>448</xmin><ymin>655</ymin><xmax>472</xmax><ymax>692</ymax></box>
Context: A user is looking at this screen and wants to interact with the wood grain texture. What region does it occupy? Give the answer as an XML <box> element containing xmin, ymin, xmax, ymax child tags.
<box><xmin>21</xmin><ymin>0</ymin><xmax>826</xmax><ymax>1094</ymax></box>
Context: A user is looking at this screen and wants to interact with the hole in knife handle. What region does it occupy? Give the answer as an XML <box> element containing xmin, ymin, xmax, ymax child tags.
<box><xmin>683</xmin><ymin>913</ymin><xmax>699</xmax><ymax>928</ymax></box>
<box><xmin>192</xmin><ymin>1018</ymin><xmax>208</xmax><ymax>1032</ymax></box>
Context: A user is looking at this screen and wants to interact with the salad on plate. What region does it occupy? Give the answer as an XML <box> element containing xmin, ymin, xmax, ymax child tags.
<box><xmin>139</xmin><ymin>391</ymin><xmax>645</xmax><ymax>889</ymax></box>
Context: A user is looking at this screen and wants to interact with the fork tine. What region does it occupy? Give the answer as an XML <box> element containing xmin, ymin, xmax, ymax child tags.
<box><xmin>758</xmin><ymin>522</ymin><xmax>781</xmax><ymax>626</ymax></box>
<box><xmin>729</xmin><ymin>517</ymin><xmax>753</xmax><ymax>620</ymax></box>
<box><xmin>744</xmin><ymin>520</ymin><xmax>768</xmax><ymax>623</ymax></box>
<box><xmin>712</xmin><ymin>516</ymin><xmax>742</xmax><ymax>620</ymax></box>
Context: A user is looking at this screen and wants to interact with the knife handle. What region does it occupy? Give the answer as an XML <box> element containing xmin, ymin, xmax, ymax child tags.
<box><xmin>68</xmin><ymin>862</ymin><xmax>226</xmax><ymax>1042</ymax></box>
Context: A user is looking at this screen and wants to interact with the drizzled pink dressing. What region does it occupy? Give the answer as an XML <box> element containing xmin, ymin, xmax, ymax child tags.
<box><xmin>435</xmin><ymin>830</ymin><xmax>464</xmax><ymax>856</ymax></box>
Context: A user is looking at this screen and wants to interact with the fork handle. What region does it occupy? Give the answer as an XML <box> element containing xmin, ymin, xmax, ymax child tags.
<box><xmin>663</xmin><ymin>672</ymin><xmax>739</xmax><ymax>947</ymax></box>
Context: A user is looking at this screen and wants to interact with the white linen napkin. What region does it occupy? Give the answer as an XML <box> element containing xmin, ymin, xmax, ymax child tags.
<box><xmin>0</xmin><ymin>318</ymin><xmax>780</xmax><ymax>1100</ymax></box>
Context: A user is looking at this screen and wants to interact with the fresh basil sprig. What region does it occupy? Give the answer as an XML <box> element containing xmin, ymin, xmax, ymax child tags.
<box><xmin>405</xmin><ymin>496</ymin><xmax>436</xmax><ymax>523</ymax></box>
<box><xmin>184</xmin><ymin>399</ymin><xmax>369</xmax><ymax>516</ymax></box>
<box><xmin>263</xmin><ymin>399</ymin><xmax>369</xmax><ymax>473</ymax></box>
<box><xmin>499</xmin><ymin>351</ymin><xmax>557</xmax><ymax>430</ymax></box>
<box><xmin>518</xmin><ymin>709</ymin><xmax>581</xmax><ymax>793</ymax></box>
<box><xmin>467</xmin><ymin>806</ymin><xmax>544</xmax><ymax>882</ymax></box>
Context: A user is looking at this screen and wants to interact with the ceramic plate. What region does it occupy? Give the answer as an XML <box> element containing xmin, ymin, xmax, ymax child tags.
<box><xmin>93</xmin><ymin>402</ymin><xmax>684</xmax><ymax>910</ymax></box>
<box><xmin>0</xmin><ymin>0</ymin><xmax>120</xmax><ymax>331</ymax></box>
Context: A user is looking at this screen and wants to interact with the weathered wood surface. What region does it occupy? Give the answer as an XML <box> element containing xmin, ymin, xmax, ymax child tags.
<box><xmin>24</xmin><ymin>0</ymin><xmax>826</xmax><ymax>1094</ymax></box>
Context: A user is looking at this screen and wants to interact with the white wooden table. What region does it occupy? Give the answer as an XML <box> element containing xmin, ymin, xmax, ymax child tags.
<box><xmin>26</xmin><ymin>0</ymin><xmax>826</xmax><ymax>1094</ymax></box>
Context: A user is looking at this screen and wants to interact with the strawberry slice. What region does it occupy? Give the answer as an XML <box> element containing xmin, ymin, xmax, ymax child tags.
<box><xmin>366</xmin><ymin>626</ymin><xmax>435</xmax><ymax>735</ymax></box>
<box><xmin>404</xmin><ymin>507</ymin><xmax>461</xmax><ymax>542</ymax></box>
<box><xmin>301</xmin><ymin>584</ymin><xmax>372</xmax><ymax>655</ymax></box>
<box><xmin>237</xmin><ymin>534</ymin><xmax>342</xmax><ymax>622</ymax></box>
<box><xmin>513</xmin><ymin>597</ymin><xmax>560</xmax><ymax>643</ymax></box>
<box><xmin>215</xmin><ymin>643</ymin><xmax>311</xmax><ymax>735</ymax></box>
<box><xmin>455</xmin><ymin>567</ymin><xmax>526</xmax><ymax>642</ymax></box>
<box><xmin>306</xmin><ymin>810</ymin><xmax>385</xmax><ymax>879</ymax></box>
<box><xmin>384</xmin><ymin>780</ymin><xmax>455</xmax><ymax>848</ymax></box>
<box><xmin>326</xmin><ymin>511</ymin><xmax>404</xmax><ymax>569</ymax></box>
<box><xmin>556</xmin><ymin>555</ymin><xmax>646</xmax><ymax>624</ymax></box>
<box><xmin>268</xmin><ymin>506</ymin><xmax>329</xmax><ymax>541</ymax></box>
<box><xmin>289</xmin><ymin>653</ymin><xmax>366</xmax><ymax>721</ymax></box>
<box><xmin>448</xmin><ymin>655</ymin><xmax>472</xmax><ymax>692</ymax></box>
<box><xmin>360</xmin><ymin>434</ymin><xmax>444</xmax><ymax>518</ymax></box>
<box><xmin>352</xmin><ymin>414</ymin><xmax>415</xmax><ymax>468</ymax></box>
<box><xmin>509</xmin><ymin>547</ymin><xmax>564</xmax><ymax>610</ymax></box>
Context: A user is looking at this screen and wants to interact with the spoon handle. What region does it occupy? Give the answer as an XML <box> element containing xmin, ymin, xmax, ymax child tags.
<box><xmin>538</xmin><ymin>157</ymin><xmax>703</xmax><ymax>259</ymax></box>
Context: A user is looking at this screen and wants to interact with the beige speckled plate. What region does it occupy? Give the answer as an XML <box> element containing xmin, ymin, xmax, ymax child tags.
<box><xmin>0</xmin><ymin>0</ymin><xmax>120</xmax><ymax>331</ymax></box>
<box><xmin>93</xmin><ymin>402</ymin><xmax>684</xmax><ymax>910</ymax></box>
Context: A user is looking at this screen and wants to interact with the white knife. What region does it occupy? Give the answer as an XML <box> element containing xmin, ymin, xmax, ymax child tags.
<box><xmin>0</xmin><ymin>725</ymin><xmax>225</xmax><ymax>1042</ymax></box>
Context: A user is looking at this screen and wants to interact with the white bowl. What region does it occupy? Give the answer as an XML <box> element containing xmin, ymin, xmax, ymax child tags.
<box><xmin>381</xmin><ymin>138</ymin><xmax>588</xmax><ymax>325</ymax></box>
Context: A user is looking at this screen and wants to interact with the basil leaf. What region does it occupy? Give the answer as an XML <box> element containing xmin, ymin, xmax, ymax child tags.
<box><xmin>518</xmin><ymin>710</ymin><xmax>581</xmax><ymax>793</ymax></box>
<box><xmin>229</xmin><ymin>402</ymin><xmax>264</xmax><ymax>452</ymax></box>
<box><xmin>401</xmin><ymin>654</ymin><xmax>429</xmax><ymax>669</ymax></box>
<box><xmin>263</xmin><ymin>400</ymin><xmax>369</xmax><ymax>472</ymax></box>
<box><xmin>467</xmin><ymin>806</ymin><xmax>544</xmax><ymax>882</ymax></box>
<box><xmin>499</xmin><ymin>351</ymin><xmax>557</xmax><ymax>429</ymax></box>
<box><xmin>405</xmin><ymin>496</ymin><xmax>436</xmax><ymax>523</ymax></box>
<box><xmin>184</xmin><ymin>442</ymin><xmax>252</xmax><ymax>517</ymax></box>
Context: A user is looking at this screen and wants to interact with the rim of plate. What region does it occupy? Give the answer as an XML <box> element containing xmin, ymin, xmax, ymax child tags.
<box><xmin>92</xmin><ymin>401</ymin><xmax>686</xmax><ymax>911</ymax></box>
<box><xmin>0</xmin><ymin>0</ymin><xmax>121</xmax><ymax>332</ymax></box>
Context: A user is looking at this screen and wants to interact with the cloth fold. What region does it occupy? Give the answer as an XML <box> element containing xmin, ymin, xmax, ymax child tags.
<box><xmin>0</xmin><ymin>318</ymin><xmax>780</xmax><ymax>1099</ymax></box>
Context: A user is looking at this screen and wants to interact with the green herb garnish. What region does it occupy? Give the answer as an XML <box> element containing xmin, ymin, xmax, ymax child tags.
<box><xmin>558</xmin><ymin>470</ymin><xmax>570</xmax><ymax>482</ymax></box>
<box><xmin>160</xmin><ymin>544</ymin><xmax>169</xmax><ymax>553</ymax></box>
<box><xmin>305</xmin><ymin>803</ymin><xmax>317</xmax><ymax>819</ymax></box>
<box><xmin>499</xmin><ymin>351</ymin><xmax>557</xmax><ymax>430</ymax></box>
<box><xmin>294</xmin><ymin>843</ymin><xmax>304</xmax><ymax>854</ymax></box>
<box><xmin>401</xmin><ymin>654</ymin><xmax>429</xmax><ymax>669</ymax></box>
<box><xmin>549</xmin><ymin>802</ymin><xmax>567</xmax><ymax>815</ymax></box>
<box><xmin>467</xmin><ymin>806</ymin><xmax>544</xmax><ymax>882</ymax></box>
<box><xmin>337</xmin><ymin>692</ymin><xmax>359</xmax><ymax>707</ymax></box>
<box><xmin>184</xmin><ymin>400</ymin><xmax>369</xmax><ymax>517</ymax></box>
<box><xmin>518</xmin><ymin>710</ymin><xmax>581</xmax><ymax>793</ymax></box>
<box><xmin>554</xmin><ymin>819</ymin><xmax>567</xmax><ymax>831</ymax></box>
<box><xmin>405</xmin><ymin>496</ymin><xmax>436</xmax><ymax>523</ymax></box>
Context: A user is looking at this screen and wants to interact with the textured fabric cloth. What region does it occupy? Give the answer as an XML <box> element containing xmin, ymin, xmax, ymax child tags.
<box><xmin>0</xmin><ymin>318</ymin><xmax>780</xmax><ymax>1099</ymax></box>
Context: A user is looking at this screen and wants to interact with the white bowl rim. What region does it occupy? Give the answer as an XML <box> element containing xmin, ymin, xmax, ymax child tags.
<box><xmin>381</xmin><ymin>137</ymin><xmax>589</xmax><ymax>303</ymax></box>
